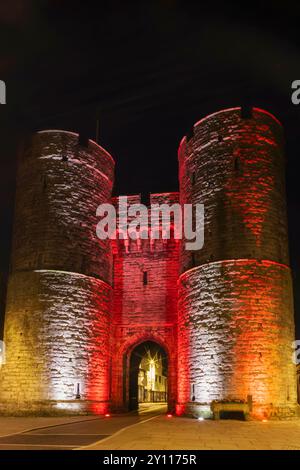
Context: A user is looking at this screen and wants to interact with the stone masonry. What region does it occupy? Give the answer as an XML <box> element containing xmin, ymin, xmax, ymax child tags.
<box><xmin>0</xmin><ymin>131</ymin><xmax>114</xmax><ymax>414</ymax></box>
<box><xmin>0</xmin><ymin>109</ymin><xmax>298</xmax><ymax>418</ymax></box>
<box><xmin>177</xmin><ymin>108</ymin><xmax>298</xmax><ymax>418</ymax></box>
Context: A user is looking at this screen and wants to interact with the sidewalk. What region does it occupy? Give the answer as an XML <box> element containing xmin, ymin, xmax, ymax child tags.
<box><xmin>1</xmin><ymin>414</ymin><xmax>300</xmax><ymax>450</ymax></box>
<box><xmin>84</xmin><ymin>415</ymin><xmax>300</xmax><ymax>450</ymax></box>
<box><xmin>0</xmin><ymin>415</ymin><xmax>98</xmax><ymax>438</ymax></box>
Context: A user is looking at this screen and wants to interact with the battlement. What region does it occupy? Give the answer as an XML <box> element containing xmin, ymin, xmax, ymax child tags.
<box><xmin>112</xmin><ymin>192</ymin><xmax>179</xmax><ymax>207</ymax></box>
<box><xmin>111</xmin><ymin>192</ymin><xmax>180</xmax><ymax>254</ymax></box>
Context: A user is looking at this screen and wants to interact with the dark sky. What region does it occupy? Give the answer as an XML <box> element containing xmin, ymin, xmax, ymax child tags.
<box><xmin>1</xmin><ymin>0</ymin><xmax>300</xmax><ymax>336</ymax></box>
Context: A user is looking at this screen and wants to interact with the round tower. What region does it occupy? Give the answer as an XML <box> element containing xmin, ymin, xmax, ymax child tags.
<box><xmin>177</xmin><ymin>108</ymin><xmax>298</xmax><ymax>419</ymax></box>
<box><xmin>0</xmin><ymin>130</ymin><xmax>114</xmax><ymax>415</ymax></box>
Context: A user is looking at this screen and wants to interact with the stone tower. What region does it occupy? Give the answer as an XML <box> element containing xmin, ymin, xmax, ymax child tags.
<box><xmin>0</xmin><ymin>130</ymin><xmax>114</xmax><ymax>414</ymax></box>
<box><xmin>177</xmin><ymin>107</ymin><xmax>298</xmax><ymax>419</ymax></box>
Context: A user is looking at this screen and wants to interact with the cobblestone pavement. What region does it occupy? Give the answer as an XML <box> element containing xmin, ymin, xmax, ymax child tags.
<box><xmin>83</xmin><ymin>416</ymin><xmax>300</xmax><ymax>450</ymax></box>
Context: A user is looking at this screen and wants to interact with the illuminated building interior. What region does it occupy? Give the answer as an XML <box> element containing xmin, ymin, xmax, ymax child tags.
<box><xmin>134</xmin><ymin>342</ymin><xmax>168</xmax><ymax>405</ymax></box>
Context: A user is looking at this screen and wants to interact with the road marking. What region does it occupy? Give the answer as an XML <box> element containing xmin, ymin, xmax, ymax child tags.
<box><xmin>77</xmin><ymin>414</ymin><xmax>161</xmax><ymax>450</ymax></box>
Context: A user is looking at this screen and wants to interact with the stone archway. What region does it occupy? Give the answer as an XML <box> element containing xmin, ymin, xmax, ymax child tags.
<box><xmin>128</xmin><ymin>340</ymin><xmax>168</xmax><ymax>411</ymax></box>
<box><xmin>110</xmin><ymin>333</ymin><xmax>176</xmax><ymax>413</ymax></box>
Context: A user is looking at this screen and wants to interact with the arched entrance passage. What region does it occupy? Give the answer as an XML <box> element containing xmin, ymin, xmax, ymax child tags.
<box><xmin>128</xmin><ymin>341</ymin><xmax>168</xmax><ymax>411</ymax></box>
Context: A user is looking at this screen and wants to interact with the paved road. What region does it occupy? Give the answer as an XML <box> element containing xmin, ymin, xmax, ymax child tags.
<box><xmin>0</xmin><ymin>404</ymin><xmax>167</xmax><ymax>450</ymax></box>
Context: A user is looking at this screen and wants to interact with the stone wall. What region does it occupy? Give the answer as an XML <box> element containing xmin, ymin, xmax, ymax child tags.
<box><xmin>11</xmin><ymin>130</ymin><xmax>114</xmax><ymax>283</ymax></box>
<box><xmin>177</xmin><ymin>260</ymin><xmax>297</xmax><ymax>418</ymax></box>
<box><xmin>297</xmin><ymin>365</ymin><xmax>300</xmax><ymax>405</ymax></box>
<box><xmin>0</xmin><ymin>271</ymin><xmax>112</xmax><ymax>415</ymax></box>
<box><xmin>178</xmin><ymin>108</ymin><xmax>288</xmax><ymax>273</ymax></box>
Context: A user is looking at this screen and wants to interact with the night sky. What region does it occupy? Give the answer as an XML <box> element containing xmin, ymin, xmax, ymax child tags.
<box><xmin>1</xmin><ymin>0</ymin><xmax>300</xmax><ymax>336</ymax></box>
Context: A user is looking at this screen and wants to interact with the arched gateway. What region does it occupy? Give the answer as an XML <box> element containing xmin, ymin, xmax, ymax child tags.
<box><xmin>128</xmin><ymin>341</ymin><xmax>168</xmax><ymax>411</ymax></box>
